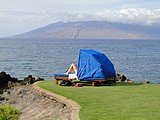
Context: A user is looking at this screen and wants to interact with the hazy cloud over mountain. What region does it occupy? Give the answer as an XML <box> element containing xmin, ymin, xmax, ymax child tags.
<box><xmin>0</xmin><ymin>0</ymin><xmax>160</xmax><ymax>37</ymax></box>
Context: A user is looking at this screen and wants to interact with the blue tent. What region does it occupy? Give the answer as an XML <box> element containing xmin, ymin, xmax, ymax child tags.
<box><xmin>77</xmin><ymin>49</ymin><xmax>116</xmax><ymax>81</ymax></box>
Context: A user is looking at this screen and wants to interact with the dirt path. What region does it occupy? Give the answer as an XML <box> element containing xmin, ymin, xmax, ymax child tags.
<box><xmin>0</xmin><ymin>84</ymin><xmax>71</xmax><ymax>120</ymax></box>
<box><xmin>33</xmin><ymin>81</ymin><xmax>80</xmax><ymax>120</ymax></box>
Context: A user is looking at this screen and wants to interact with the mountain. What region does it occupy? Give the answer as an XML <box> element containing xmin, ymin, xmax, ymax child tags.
<box><xmin>9</xmin><ymin>21</ymin><xmax>160</xmax><ymax>39</ymax></box>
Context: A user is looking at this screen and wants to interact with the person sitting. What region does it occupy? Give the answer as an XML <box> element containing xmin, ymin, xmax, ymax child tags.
<box><xmin>54</xmin><ymin>63</ymin><xmax>78</xmax><ymax>82</ymax></box>
<box><xmin>65</xmin><ymin>63</ymin><xmax>78</xmax><ymax>80</ymax></box>
<box><xmin>65</xmin><ymin>63</ymin><xmax>77</xmax><ymax>74</ymax></box>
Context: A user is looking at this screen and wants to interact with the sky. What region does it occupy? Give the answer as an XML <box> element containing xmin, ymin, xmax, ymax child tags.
<box><xmin>0</xmin><ymin>0</ymin><xmax>160</xmax><ymax>37</ymax></box>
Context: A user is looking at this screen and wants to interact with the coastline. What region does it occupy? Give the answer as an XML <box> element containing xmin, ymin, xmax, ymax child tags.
<box><xmin>0</xmin><ymin>83</ymin><xmax>72</xmax><ymax>120</ymax></box>
<box><xmin>33</xmin><ymin>81</ymin><xmax>80</xmax><ymax>120</ymax></box>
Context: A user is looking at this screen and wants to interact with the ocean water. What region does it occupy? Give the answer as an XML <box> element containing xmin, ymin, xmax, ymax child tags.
<box><xmin>0</xmin><ymin>38</ymin><xmax>160</xmax><ymax>83</ymax></box>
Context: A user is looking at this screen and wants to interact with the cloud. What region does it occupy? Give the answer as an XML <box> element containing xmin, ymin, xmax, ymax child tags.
<box><xmin>0</xmin><ymin>11</ymin><xmax>52</xmax><ymax>23</ymax></box>
<box><xmin>0</xmin><ymin>8</ymin><xmax>160</xmax><ymax>37</ymax></box>
<box><xmin>65</xmin><ymin>8</ymin><xmax>160</xmax><ymax>26</ymax></box>
<box><xmin>0</xmin><ymin>8</ymin><xmax>160</xmax><ymax>25</ymax></box>
<box><xmin>93</xmin><ymin>8</ymin><xmax>160</xmax><ymax>25</ymax></box>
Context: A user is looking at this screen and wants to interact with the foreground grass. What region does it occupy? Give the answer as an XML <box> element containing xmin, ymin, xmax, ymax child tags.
<box><xmin>39</xmin><ymin>81</ymin><xmax>160</xmax><ymax>120</ymax></box>
<box><xmin>0</xmin><ymin>105</ymin><xmax>19</xmax><ymax>120</ymax></box>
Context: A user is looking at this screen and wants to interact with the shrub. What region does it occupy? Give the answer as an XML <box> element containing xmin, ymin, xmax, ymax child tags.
<box><xmin>0</xmin><ymin>105</ymin><xmax>19</xmax><ymax>120</ymax></box>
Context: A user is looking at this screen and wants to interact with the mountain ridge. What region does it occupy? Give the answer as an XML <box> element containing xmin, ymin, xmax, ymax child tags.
<box><xmin>9</xmin><ymin>21</ymin><xmax>160</xmax><ymax>39</ymax></box>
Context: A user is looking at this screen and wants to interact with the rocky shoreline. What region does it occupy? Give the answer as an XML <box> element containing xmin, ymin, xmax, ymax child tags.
<box><xmin>1</xmin><ymin>85</ymin><xmax>71</xmax><ymax>120</ymax></box>
<box><xmin>0</xmin><ymin>72</ymin><xmax>72</xmax><ymax>120</ymax></box>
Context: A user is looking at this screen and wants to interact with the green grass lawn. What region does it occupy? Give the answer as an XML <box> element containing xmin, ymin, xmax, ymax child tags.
<box><xmin>39</xmin><ymin>81</ymin><xmax>160</xmax><ymax>120</ymax></box>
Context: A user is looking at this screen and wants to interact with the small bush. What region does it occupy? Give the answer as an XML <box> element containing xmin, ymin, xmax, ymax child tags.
<box><xmin>0</xmin><ymin>105</ymin><xmax>19</xmax><ymax>120</ymax></box>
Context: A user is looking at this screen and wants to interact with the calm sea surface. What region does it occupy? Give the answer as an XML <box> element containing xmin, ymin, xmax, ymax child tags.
<box><xmin>0</xmin><ymin>38</ymin><xmax>160</xmax><ymax>83</ymax></box>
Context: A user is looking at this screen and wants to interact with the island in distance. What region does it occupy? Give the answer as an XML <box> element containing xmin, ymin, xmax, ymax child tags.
<box><xmin>8</xmin><ymin>21</ymin><xmax>160</xmax><ymax>39</ymax></box>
